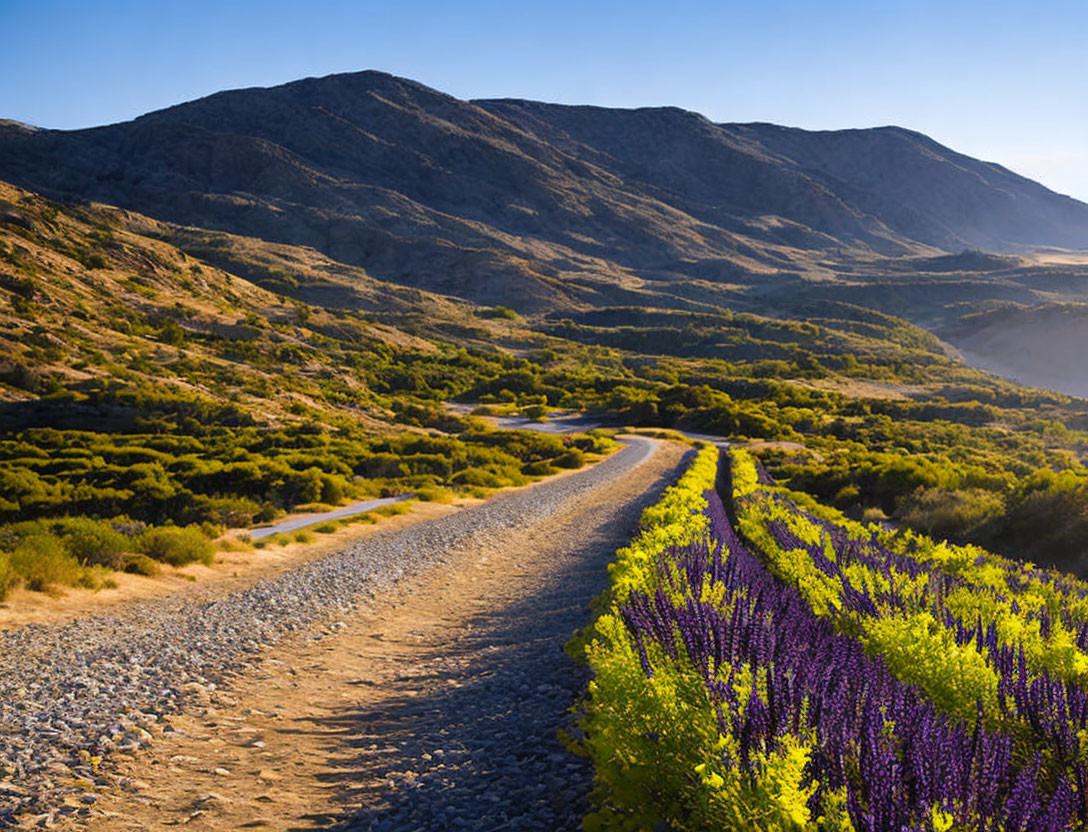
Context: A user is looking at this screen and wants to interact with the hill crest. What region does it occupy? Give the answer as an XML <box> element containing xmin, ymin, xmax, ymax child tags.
<box><xmin>1</xmin><ymin>70</ymin><xmax>1086</xmax><ymax>314</ymax></box>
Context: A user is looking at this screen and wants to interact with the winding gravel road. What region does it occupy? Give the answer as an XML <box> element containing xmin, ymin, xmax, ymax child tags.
<box><xmin>0</xmin><ymin>437</ymin><xmax>683</xmax><ymax>829</ymax></box>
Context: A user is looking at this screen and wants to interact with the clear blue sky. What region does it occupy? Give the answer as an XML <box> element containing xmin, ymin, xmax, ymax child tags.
<box><xmin>3</xmin><ymin>0</ymin><xmax>1087</xmax><ymax>200</ymax></box>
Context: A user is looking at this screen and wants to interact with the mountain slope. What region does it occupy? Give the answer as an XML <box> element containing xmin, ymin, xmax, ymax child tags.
<box><xmin>0</xmin><ymin>179</ymin><xmax>546</xmax><ymax>432</ymax></box>
<box><xmin>736</xmin><ymin>123</ymin><xmax>1088</xmax><ymax>251</ymax></box>
<box><xmin>2</xmin><ymin>70</ymin><xmax>1086</xmax><ymax>314</ymax></box>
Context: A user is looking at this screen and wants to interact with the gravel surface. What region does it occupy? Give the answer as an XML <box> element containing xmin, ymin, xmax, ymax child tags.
<box><xmin>0</xmin><ymin>438</ymin><xmax>659</xmax><ymax>828</ymax></box>
<box><xmin>340</xmin><ymin>613</ymin><xmax>603</xmax><ymax>832</ymax></box>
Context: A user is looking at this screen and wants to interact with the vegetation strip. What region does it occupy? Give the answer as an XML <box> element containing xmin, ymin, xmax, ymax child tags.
<box><xmin>0</xmin><ymin>427</ymin><xmax>611</xmax><ymax>598</ymax></box>
<box><xmin>572</xmin><ymin>446</ymin><xmax>1088</xmax><ymax>830</ymax></box>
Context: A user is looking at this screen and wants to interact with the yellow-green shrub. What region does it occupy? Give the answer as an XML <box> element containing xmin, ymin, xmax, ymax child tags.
<box><xmin>10</xmin><ymin>533</ymin><xmax>83</xmax><ymax>591</ymax></box>
<box><xmin>0</xmin><ymin>551</ymin><xmax>17</xmax><ymax>599</ymax></box>
<box><xmin>136</xmin><ymin>525</ymin><xmax>214</xmax><ymax>566</ymax></box>
<box><xmin>571</xmin><ymin>444</ymin><xmax>732</xmax><ymax>829</ymax></box>
<box><xmin>50</xmin><ymin>516</ymin><xmax>129</xmax><ymax>568</ymax></box>
<box><xmin>123</xmin><ymin>553</ymin><xmax>161</xmax><ymax>576</ymax></box>
<box><xmin>414</xmin><ymin>485</ymin><xmax>454</xmax><ymax>503</ymax></box>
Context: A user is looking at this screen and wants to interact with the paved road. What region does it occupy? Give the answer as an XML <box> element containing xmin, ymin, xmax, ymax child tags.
<box><xmin>248</xmin><ymin>495</ymin><xmax>415</xmax><ymax>540</ymax></box>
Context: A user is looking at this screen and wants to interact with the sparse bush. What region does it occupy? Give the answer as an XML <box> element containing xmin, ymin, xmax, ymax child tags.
<box><xmin>523</xmin><ymin>461</ymin><xmax>558</xmax><ymax>477</ymax></box>
<box><xmin>216</xmin><ymin>534</ymin><xmax>254</xmax><ymax>552</ymax></box>
<box><xmin>895</xmin><ymin>487</ymin><xmax>1005</xmax><ymax>542</ymax></box>
<box><xmin>10</xmin><ymin>533</ymin><xmax>82</xmax><ymax>591</ymax></box>
<box><xmin>415</xmin><ymin>485</ymin><xmax>454</xmax><ymax>503</ymax></box>
<box><xmin>0</xmin><ymin>360</ymin><xmax>43</xmax><ymax>392</ymax></box>
<box><xmin>554</xmin><ymin>448</ymin><xmax>585</xmax><ymax>469</ymax></box>
<box><xmin>314</xmin><ymin>523</ymin><xmax>338</xmax><ymax>534</ymax></box>
<box><xmin>293</xmin><ymin>530</ymin><xmax>313</xmax><ymax>544</ymax></box>
<box><xmin>75</xmin><ymin>565</ymin><xmax>115</xmax><ymax>590</ymax></box>
<box><xmin>475</xmin><ymin>305</ymin><xmax>519</xmax><ymax>320</ymax></box>
<box><xmin>49</xmin><ymin>517</ymin><xmax>129</xmax><ymax>569</ymax></box>
<box><xmin>375</xmin><ymin>501</ymin><xmax>412</xmax><ymax>518</ymax></box>
<box><xmin>0</xmin><ymin>552</ymin><xmax>18</xmax><ymax>600</ymax></box>
<box><xmin>861</xmin><ymin>506</ymin><xmax>890</xmax><ymax>524</ymax></box>
<box><xmin>123</xmin><ymin>553</ymin><xmax>161</xmax><ymax>576</ymax></box>
<box><xmin>472</xmin><ymin>403</ymin><xmax>517</xmax><ymax>416</ymax></box>
<box><xmin>136</xmin><ymin>525</ymin><xmax>214</xmax><ymax>566</ymax></box>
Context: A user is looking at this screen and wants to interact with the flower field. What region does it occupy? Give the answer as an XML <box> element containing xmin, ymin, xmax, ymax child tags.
<box><xmin>573</xmin><ymin>445</ymin><xmax>1088</xmax><ymax>830</ymax></box>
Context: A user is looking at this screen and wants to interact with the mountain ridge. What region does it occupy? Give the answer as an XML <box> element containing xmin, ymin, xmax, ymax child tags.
<box><xmin>1</xmin><ymin>69</ymin><xmax>1086</xmax><ymax>316</ymax></box>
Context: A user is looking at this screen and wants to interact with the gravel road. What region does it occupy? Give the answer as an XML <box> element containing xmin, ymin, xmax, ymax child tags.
<box><xmin>0</xmin><ymin>437</ymin><xmax>670</xmax><ymax>829</ymax></box>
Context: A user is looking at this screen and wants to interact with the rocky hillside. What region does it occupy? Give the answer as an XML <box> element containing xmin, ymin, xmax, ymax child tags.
<box><xmin>3</xmin><ymin>71</ymin><xmax>1087</xmax><ymax>314</ymax></box>
<box><xmin>0</xmin><ymin>179</ymin><xmax>542</xmax><ymax>432</ymax></box>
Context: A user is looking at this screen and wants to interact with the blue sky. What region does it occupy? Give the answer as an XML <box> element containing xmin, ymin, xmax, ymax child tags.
<box><xmin>3</xmin><ymin>0</ymin><xmax>1087</xmax><ymax>200</ymax></box>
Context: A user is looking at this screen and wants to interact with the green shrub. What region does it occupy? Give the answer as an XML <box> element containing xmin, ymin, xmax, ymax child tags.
<box><xmin>523</xmin><ymin>461</ymin><xmax>558</xmax><ymax>477</ymax></box>
<box><xmin>215</xmin><ymin>534</ymin><xmax>254</xmax><ymax>552</ymax></box>
<box><xmin>10</xmin><ymin>533</ymin><xmax>82</xmax><ymax>591</ymax></box>
<box><xmin>451</xmin><ymin>467</ymin><xmax>504</xmax><ymax>488</ymax></box>
<box><xmin>571</xmin><ymin>433</ymin><xmax>616</xmax><ymax>454</ymax></box>
<box><xmin>49</xmin><ymin>517</ymin><xmax>129</xmax><ymax>568</ymax></box>
<box><xmin>447</xmin><ymin>456</ymin><xmax>527</xmax><ymax>488</ymax></box>
<box><xmin>293</xmin><ymin>530</ymin><xmax>313</xmax><ymax>544</ymax></box>
<box><xmin>254</xmin><ymin>503</ymin><xmax>281</xmax><ymax>524</ymax></box>
<box><xmin>136</xmin><ymin>525</ymin><xmax>214</xmax><ymax>566</ymax></box>
<box><xmin>375</xmin><ymin>501</ymin><xmax>412</xmax><ymax>518</ymax></box>
<box><xmin>554</xmin><ymin>448</ymin><xmax>585</xmax><ymax>469</ymax></box>
<box><xmin>320</xmin><ymin>474</ymin><xmax>350</xmax><ymax>505</ymax></box>
<box><xmin>75</xmin><ymin>565</ymin><xmax>115</xmax><ymax>591</ymax></box>
<box><xmin>82</xmin><ymin>252</ymin><xmax>108</xmax><ymax>269</ymax></box>
<box><xmin>199</xmin><ymin>521</ymin><xmax>225</xmax><ymax>539</ymax></box>
<box><xmin>123</xmin><ymin>553</ymin><xmax>161</xmax><ymax>576</ymax></box>
<box><xmin>197</xmin><ymin>496</ymin><xmax>263</xmax><ymax>528</ymax></box>
<box><xmin>475</xmin><ymin>305</ymin><xmax>519</xmax><ymax>320</ymax></box>
<box><xmin>314</xmin><ymin>523</ymin><xmax>338</xmax><ymax>534</ymax></box>
<box><xmin>0</xmin><ymin>552</ymin><xmax>18</xmax><ymax>600</ymax></box>
<box><xmin>895</xmin><ymin>487</ymin><xmax>1005</xmax><ymax>542</ymax></box>
<box><xmin>414</xmin><ymin>485</ymin><xmax>454</xmax><ymax>503</ymax></box>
